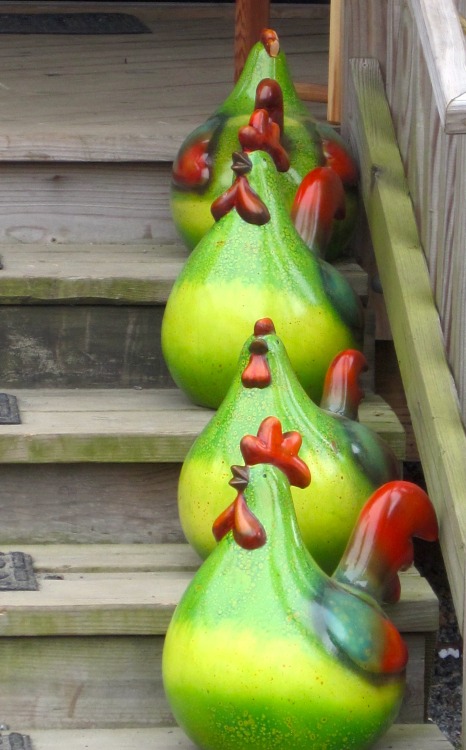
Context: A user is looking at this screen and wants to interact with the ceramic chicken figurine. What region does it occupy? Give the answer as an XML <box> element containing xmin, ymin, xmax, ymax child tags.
<box><xmin>162</xmin><ymin>149</ymin><xmax>364</xmax><ymax>409</ymax></box>
<box><xmin>171</xmin><ymin>28</ymin><xmax>358</xmax><ymax>259</ymax></box>
<box><xmin>178</xmin><ymin>318</ymin><xmax>400</xmax><ymax>573</ymax></box>
<box><xmin>163</xmin><ymin>417</ymin><xmax>438</xmax><ymax>750</ymax></box>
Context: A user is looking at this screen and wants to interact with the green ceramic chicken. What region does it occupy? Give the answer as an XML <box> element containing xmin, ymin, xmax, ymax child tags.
<box><xmin>163</xmin><ymin>417</ymin><xmax>438</xmax><ymax>750</ymax></box>
<box><xmin>171</xmin><ymin>28</ymin><xmax>358</xmax><ymax>259</ymax></box>
<box><xmin>178</xmin><ymin>318</ymin><xmax>400</xmax><ymax>573</ymax></box>
<box><xmin>162</xmin><ymin>150</ymin><xmax>363</xmax><ymax>409</ymax></box>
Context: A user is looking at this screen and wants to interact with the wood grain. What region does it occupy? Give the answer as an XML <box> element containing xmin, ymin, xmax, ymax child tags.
<box><xmin>0</xmin><ymin>548</ymin><xmax>438</xmax><ymax>645</ymax></box>
<box><xmin>0</xmin><ymin>244</ymin><xmax>368</xmax><ymax>303</ymax></box>
<box><xmin>14</xmin><ymin>724</ymin><xmax>456</xmax><ymax>750</ymax></box>
<box><xmin>407</xmin><ymin>0</ymin><xmax>466</xmax><ymax>133</ymax></box>
<box><xmin>385</xmin><ymin>0</ymin><xmax>466</xmax><ymax>428</ymax></box>
<box><xmin>347</xmin><ymin>57</ymin><xmax>466</xmax><ymax>633</ymax></box>
<box><xmin>0</xmin><ymin>388</ymin><xmax>406</xmax><ymax>463</ymax></box>
<box><xmin>0</xmin><ymin>463</ymin><xmax>184</xmax><ymax>544</ymax></box>
<box><xmin>0</xmin><ymin>3</ymin><xmax>330</xmax><ymax>161</ymax></box>
<box><xmin>234</xmin><ymin>0</ymin><xmax>270</xmax><ymax>80</ymax></box>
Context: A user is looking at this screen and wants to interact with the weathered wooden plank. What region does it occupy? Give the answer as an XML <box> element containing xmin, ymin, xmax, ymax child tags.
<box><xmin>0</xmin><ymin>633</ymin><xmax>429</xmax><ymax>728</ymax></box>
<box><xmin>5</xmin><ymin>544</ymin><xmax>429</xmax><ymax>577</ymax></box>
<box><xmin>0</xmin><ymin>463</ymin><xmax>184</xmax><ymax>544</ymax></box>
<box><xmin>0</xmin><ymin>244</ymin><xmax>368</xmax><ymax>303</ymax></box>
<box><xmin>234</xmin><ymin>0</ymin><xmax>270</xmax><ymax>80</ymax></box>
<box><xmin>388</xmin><ymin>1</ymin><xmax>458</xmax><ymax>328</ymax></box>
<box><xmin>0</xmin><ymin>635</ymin><xmax>172</xmax><ymax>729</ymax></box>
<box><xmin>0</xmin><ymin>163</ymin><xmax>176</xmax><ymax>245</ymax></box>
<box><xmin>0</xmin><ymin>556</ymin><xmax>438</xmax><ymax>636</ymax></box>
<box><xmin>0</xmin><ymin>242</ymin><xmax>189</xmax><ymax>304</ymax></box>
<box><xmin>340</xmin><ymin>0</ymin><xmax>389</xmax><ymax>132</ymax></box>
<box><xmin>0</xmin><ymin>3</ymin><xmax>329</xmax><ymax>161</ymax></box>
<box><xmin>12</xmin><ymin>724</ymin><xmax>455</xmax><ymax>750</ymax></box>
<box><xmin>407</xmin><ymin>0</ymin><xmax>466</xmax><ymax>133</ymax></box>
<box><xmin>347</xmin><ymin>57</ymin><xmax>466</xmax><ymax>630</ymax></box>
<box><xmin>14</xmin><ymin>544</ymin><xmax>202</xmax><ymax>574</ymax></box>
<box><xmin>0</xmin><ymin>304</ymin><xmax>173</xmax><ymax>388</ymax></box>
<box><xmin>0</xmin><ymin>388</ymin><xmax>405</xmax><ymax>463</ymax></box>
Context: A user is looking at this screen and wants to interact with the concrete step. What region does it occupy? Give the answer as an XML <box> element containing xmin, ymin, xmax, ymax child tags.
<box><xmin>0</xmin><ymin>543</ymin><xmax>438</xmax><ymax>728</ymax></box>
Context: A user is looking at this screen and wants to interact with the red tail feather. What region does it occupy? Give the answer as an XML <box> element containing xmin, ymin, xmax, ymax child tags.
<box><xmin>334</xmin><ymin>481</ymin><xmax>438</xmax><ymax>603</ymax></box>
<box><xmin>291</xmin><ymin>166</ymin><xmax>346</xmax><ymax>255</ymax></box>
<box><xmin>320</xmin><ymin>349</ymin><xmax>368</xmax><ymax>420</ymax></box>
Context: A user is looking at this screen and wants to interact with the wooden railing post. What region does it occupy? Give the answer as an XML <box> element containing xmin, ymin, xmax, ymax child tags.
<box><xmin>234</xmin><ymin>0</ymin><xmax>270</xmax><ymax>81</ymax></box>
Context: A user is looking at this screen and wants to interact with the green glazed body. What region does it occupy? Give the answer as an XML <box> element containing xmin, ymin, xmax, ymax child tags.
<box><xmin>162</xmin><ymin>150</ymin><xmax>363</xmax><ymax>409</ymax></box>
<box><xmin>178</xmin><ymin>329</ymin><xmax>399</xmax><ymax>572</ymax></box>
<box><xmin>171</xmin><ymin>36</ymin><xmax>357</xmax><ymax>257</ymax></box>
<box><xmin>171</xmin><ymin>38</ymin><xmax>322</xmax><ymax>250</ymax></box>
<box><xmin>164</xmin><ymin>467</ymin><xmax>405</xmax><ymax>750</ymax></box>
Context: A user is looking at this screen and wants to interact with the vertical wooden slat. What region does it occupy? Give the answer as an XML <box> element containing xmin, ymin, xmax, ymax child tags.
<box><xmin>327</xmin><ymin>0</ymin><xmax>343</xmax><ymax>123</ymax></box>
<box><xmin>234</xmin><ymin>0</ymin><xmax>270</xmax><ymax>81</ymax></box>
<box><xmin>450</xmin><ymin>135</ymin><xmax>466</xmax><ymax>424</ymax></box>
<box><xmin>341</xmin><ymin>0</ymin><xmax>389</xmax><ymax>138</ymax></box>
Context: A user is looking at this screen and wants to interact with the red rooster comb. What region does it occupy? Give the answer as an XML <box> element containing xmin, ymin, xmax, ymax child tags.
<box><xmin>241</xmin><ymin>416</ymin><xmax>311</xmax><ymax>489</ymax></box>
<box><xmin>255</xmin><ymin>79</ymin><xmax>284</xmax><ymax>134</ymax></box>
<box><xmin>212</xmin><ymin>417</ymin><xmax>310</xmax><ymax>550</ymax></box>
<box><xmin>239</xmin><ymin>108</ymin><xmax>290</xmax><ymax>172</ymax></box>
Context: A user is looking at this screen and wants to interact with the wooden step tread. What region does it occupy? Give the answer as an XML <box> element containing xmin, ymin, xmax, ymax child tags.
<box><xmin>0</xmin><ymin>388</ymin><xmax>406</xmax><ymax>463</ymax></box>
<box><xmin>7</xmin><ymin>724</ymin><xmax>454</xmax><ymax>749</ymax></box>
<box><xmin>0</xmin><ymin>243</ymin><xmax>368</xmax><ymax>304</ymax></box>
<box><xmin>0</xmin><ymin>3</ymin><xmax>329</xmax><ymax>161</ymax></box>
<box><xmin>0</xmin><ymin>543</ymin><xmax>438</xmax><ymax>636</ymax></box>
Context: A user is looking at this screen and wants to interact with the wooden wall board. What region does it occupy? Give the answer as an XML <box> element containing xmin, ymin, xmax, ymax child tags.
<box><xmin>0</xmin><ymin>388</ymin><xmax>406</xmax><ymax>464</ymax></box>
<box><xmin>386</xmin><ymin>0</ymin><xmax>462</xmax><ymax>378</ymax></box>
<box><xmin>346</xmin><ymin>57</ymin><xmax>466</xmax><ymax>632</ymax></box>
<box><xmin>12</xmin><ymin>724</ymin><xmax>456</xmax><ymax>750</ymax></box>
<box><xmin>406</xmin><ymin>0</ymin><xmax>466</xmax><ymax>134</ymax></box>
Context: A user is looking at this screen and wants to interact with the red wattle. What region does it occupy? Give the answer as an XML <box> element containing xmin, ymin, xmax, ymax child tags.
<box><xmin>242</xmin><ymin>353</ymin><xmax>272</xmax><ymax>388</ymax></box>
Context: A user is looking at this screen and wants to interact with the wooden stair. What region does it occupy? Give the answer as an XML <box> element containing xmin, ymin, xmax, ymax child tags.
<box><xmin>0</xmin><ymin>2</ymin><xmax>454</xmax><ymax>749</ymax></box>
<box><xmin>0</xmin><ymin>725</ymin><xmax>454</xmax><ymax>750</ymax></box>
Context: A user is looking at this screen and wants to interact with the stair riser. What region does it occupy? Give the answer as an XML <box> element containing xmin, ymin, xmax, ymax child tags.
<box><xmin>0</xmin><ymin>163</ymin><xmax>175</xmax><ymax>245</ymax></box>
<box><xmin>0</xmin><ymin>633</ymin><xmax>427</xmax><ymax>728</ymax></box>
<box><xmin>0</xmin><ymin>464</ymin><xmax>183</xmax><ymax>544</ymax></box>
<box><xmin>0</xmin><ymin>305</ymin><xmax>173</xmax><ymax>388</ymax></box>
